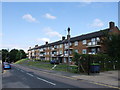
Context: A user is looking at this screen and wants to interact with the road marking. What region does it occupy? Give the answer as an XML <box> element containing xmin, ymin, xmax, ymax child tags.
<box><xmin>26</xmin><ymin>73</ymin><xmax>34</xmax><ymax>77</ymax></box>
<box><xmin>90</xmin><ymin>81</ymin><xmax>120</xmax><ymax>89</ymax></box>
<box><xmin>36</xmin><ymin>77</ymin><xmax>56</xmax><ymax>86</ymax></box>
<box><xmin>17</xmin><ymin>66</ymin><xmax>119</xmax><ymax>89</ymax></box>
<box><xmin>37</xmin><ymin>70</ymin><xmax>120</xmax><ymax>89</ymax></box>
<box><xmin>20</xmin><ymin>70</ymin><xmax>24</xmax><ymax>72</ymax></box>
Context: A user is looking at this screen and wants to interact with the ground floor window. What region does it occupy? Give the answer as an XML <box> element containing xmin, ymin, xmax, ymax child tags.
<box><xmin>82</xmin><ymin>49</ymin><xmax>87</xmax><ymax>54</ymax></box>
<box><xmin>64</xmin><ymin>58</ymin><xmax>67</xmax><ymax>63</ymax></box>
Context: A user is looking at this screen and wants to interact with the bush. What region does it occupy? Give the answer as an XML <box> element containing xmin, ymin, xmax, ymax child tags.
<box><xmin>72</xmin><ymin>53</ymin><xmax>120</xmax><ymax>73</ymax></box>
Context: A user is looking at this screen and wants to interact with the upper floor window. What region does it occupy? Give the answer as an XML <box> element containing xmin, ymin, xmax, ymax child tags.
<box><xmin>96</xmin><ymin>37</ymin><xmax>100</xmax><ymax>41</ymax></box>
<box><xmin>57</xmin><ymin>45</ymin><xmax>59</xmax><ymax>49</ymax></box>
<box><xmin>60</xmin><ymin>44</ymin><xmax>62</xmax><ymax>48</ymax></box>
<box><xmin>54</xmin><ymin>45</ymin><xmax>57</xmax><ymax>48</ymax></box>
<box><xmin>70</xmin><ymin>42</ymin><xmax>72</xmax><ymax>46</ymax></box>
<box><xmin>74</xmin><ymin>41</ymin><xmax>78</xmax><ymax>46</ymax></box>
<box><xmin>91</xmin><ymin>38</ymin><xmax>95</xmax><ymax>42</ymax></box>
<box><xmin>82</xmin><ymin>40</ymin><xmax>86</xmax><ymax>45</ymax></box>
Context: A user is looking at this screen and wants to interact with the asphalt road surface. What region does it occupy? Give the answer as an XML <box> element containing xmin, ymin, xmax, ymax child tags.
<box><xmin>2</xmin><ymin>65</ymin><xmax>116</xmax><ymax>89</ymax></box>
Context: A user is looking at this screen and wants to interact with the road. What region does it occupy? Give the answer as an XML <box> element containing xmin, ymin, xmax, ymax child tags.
<box><xmin>2</xmin><ymin>64</ymin><xmax>116</xmax><ymax>89</ymax></box>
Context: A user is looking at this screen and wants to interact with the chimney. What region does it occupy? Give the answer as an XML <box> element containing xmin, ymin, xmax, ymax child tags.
<box><xmin>109</xmin><ymin>22</ymin><xmax>115</xmax><ymax>29</ymax></box>
<box><xmin>29</xmin><ymin>47</ymin><xmax>31</xmax><ymax>49</ymax></box>
<box><xmin>45</xmin><ymin>41</ymin><xmax>48</xmax><ymax>45</ymax></box>
<box><xmin>62</xmin><ymin>36</ymin><xmax>65</xmax><ymax>40</ymax></box>
<box><xmin>35</xmin><ymin>45</ymin><xmax>38</xmax><ymax>47</ymax></box>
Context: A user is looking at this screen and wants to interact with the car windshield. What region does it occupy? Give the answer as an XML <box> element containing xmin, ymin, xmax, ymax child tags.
<box><xmin>5</xmin><ymin>64</ymin><xmax>9</xmax><ymax>65</ymax></box>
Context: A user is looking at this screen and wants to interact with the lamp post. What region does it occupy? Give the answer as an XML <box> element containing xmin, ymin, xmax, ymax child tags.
<box><xmin>67</xmin><ymin>27</ymin><xmax>70</xmax><ymax>66</ymax></box>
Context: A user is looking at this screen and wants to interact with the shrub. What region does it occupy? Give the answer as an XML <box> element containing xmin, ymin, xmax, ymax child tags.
<box><xmin>72</xmin><ymin>53</ymin><xmax>120</xmax><ymax>73</ymax></box>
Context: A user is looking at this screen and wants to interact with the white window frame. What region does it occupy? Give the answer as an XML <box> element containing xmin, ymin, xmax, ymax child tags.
<box><xmin>82</xmin><ymin>40</ymin><xmax>87</xmax><ymax>45</ymax></box>
<box><xmin>60</xmin><ymin>44</ymin><xmax>62</xmax><ymax>48</ymax></box>
<box><xmin>75</xmin><ymin>49</ymin><xmax>78</xmax><ymax>53</ymax></box>
<box><xmin>82</xmin><ymin>49</ymin><xmax>87</xmax><ymax>54</ymax></box>
<box><xmin>74</xmin><ymin>41</ymin><xmax>78</xmax><ymax>46</ymax></box>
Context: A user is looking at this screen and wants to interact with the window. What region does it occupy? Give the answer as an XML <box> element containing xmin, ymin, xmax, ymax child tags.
<box><xmin>64</xmin><ymin>51</ymin><xmax>67</xmax><ymax>54</ymax></box>
<box><xmin>59</xmin><ymin>50</ymin><xmax>62</xmax><ymax>54</ymax></box>
<box><xmin>64</xmin><ymin>58</ymin><xmax>67</xmax><ymax>63</ymax></box>
<box><xmin>74</xmin><ymin>41</ymin><xmax>78</xmax><ymax>46</ymax></box>
<box><xmin>82</xmin><ymin>49</ymin><xmax>87</xmax><ymax>54</ymax></box>
<box><xmin>60</xmin><ymin>44</ymin><xmax>62</xmax><ymax>48</ymax></box>
<box><xmin>70</xmin><ymin>42</ymin><xmax>72</xmax><ymax>46</ymax></box>
<box><xmin>91</xmin><ymin>38</ymin><xmax>95</xmax><ymax>42</ymax></box>
<box><xmin>47</xmin><ymin>52</ymin><xmax>49</xmax><ymax>55</ymax></box>
<box><xmin>74</xmin><ymin>49</ymin><xmax>78</xmax><ymax>53</ymax></box>
<box><xmin>70</xmin><ymin>51</ymin><xmax>72</xmax><ymax>54</ymax></box>
<box><xmin>54</xmin><ymin>45</ymin><xmax>57</xmax><ymax>48</ymax></box>
<box><xmin>91</xmin><ymin>48</ymin><xmax>96</xmax><ymax>54</ymax></box>
<box><xmin>96</xmin><ymin>37</ymin><xmax>100</xmax><ymax>41</ymax></box>
<box><xmin>82</xmin><ymin>40</ymin><xmax>86</xmax><ymax>45</ymax></box>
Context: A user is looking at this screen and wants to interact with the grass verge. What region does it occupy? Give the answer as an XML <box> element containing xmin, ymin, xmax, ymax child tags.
<box><xmin>15</xmin><ymin>59</ymin><xmax>78</xmax><ymax>73</ymax></box>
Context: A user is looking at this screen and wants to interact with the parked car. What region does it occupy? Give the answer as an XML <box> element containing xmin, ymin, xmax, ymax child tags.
<box><xmin>3</xmin><ymin>62</ymin><xmax>11</xmax><ymax>69</ymax></box>
<box><xmin>50</xmin><ymin>60</ymin><xmax>59</xmax><ymax>64</ymax></box>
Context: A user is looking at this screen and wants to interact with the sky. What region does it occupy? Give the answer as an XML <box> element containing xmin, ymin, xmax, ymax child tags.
<box><xmin>1</xmin><ymin>2</ymin><xmax>119</xmax><ymax>52</ymax></box>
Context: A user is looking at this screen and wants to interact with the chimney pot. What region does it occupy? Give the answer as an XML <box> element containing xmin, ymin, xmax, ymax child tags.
<box><xmin>62</xmin><ymin>36</ymin><xmax>65</xmax><ymax>40</ymax></box>
<box><xmin>35</xmin><ymin>45</ymin><xmax>38</xmax><ymax>47</ymax></box>
<box><xmin>46</xmin><ymin>42</ymin><xmax>48</xmax><ymax>45</ymax></box>
<box><xmin>109</xmin><ymin>21</ymin><xmax>115</xmax><ymax>29</ymax></box>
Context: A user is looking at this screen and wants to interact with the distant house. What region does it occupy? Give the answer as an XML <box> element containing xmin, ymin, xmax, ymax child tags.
<box><xmin>28</xmin><ymin>22</ymin><xmax>120</xmax><ymax>64</ymax></box>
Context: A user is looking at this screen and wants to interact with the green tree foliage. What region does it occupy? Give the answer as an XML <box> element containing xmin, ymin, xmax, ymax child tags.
<box><xmin>105</xmin><ymin>34</ymin><xmax>120</xmax><ymax>58</ymax></box>
<box><xmin>9</xmin><ymin>49</ymin><xmax>19</xmax><ymax>62</ymax></box>
<box><xmin>2</xmin><ymin>49</ymin><xmax>9</xmax><ymax>62</ymax></box>
<box><xmin>9</xmin><ymin>49</ymin><xmax>26</xmax><ymax>63</ymax></box>
<box><xmin>72</xmin><ymin>52</ymin><xmax>80</xmax><ymax>65</ymax></box>
<box><xmin>19</xmin><ymin>49</ymin><xmax>26</xmax><ymax>59</ymax></box>
<box><xmin>72</xmin><ymin>53</ymin><xmax>120</xmax><ymax>72</ymax></box>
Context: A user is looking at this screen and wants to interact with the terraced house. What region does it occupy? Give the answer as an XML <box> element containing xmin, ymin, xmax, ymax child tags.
<box><xmin>28</xmin><ymin>22</ymin><xmax>120</xmax><ymax>63</ymax></box>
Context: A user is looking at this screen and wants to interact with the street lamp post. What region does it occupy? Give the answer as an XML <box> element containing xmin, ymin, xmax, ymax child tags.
<box><xmin>67</xmin><ymin>27</ymin><xmax>70</xmax><ymax>66</ymax></box>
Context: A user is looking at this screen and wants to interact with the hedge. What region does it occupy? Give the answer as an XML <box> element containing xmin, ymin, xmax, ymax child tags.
<box><xmin>72</xmin><ymin>53</ymin><xmax>120</xmax><ymax>73</ymax></box>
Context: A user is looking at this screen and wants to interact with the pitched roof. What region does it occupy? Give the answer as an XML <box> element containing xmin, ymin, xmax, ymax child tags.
<box><xmin>28</xmin><ymin>28</ymin><xmax>110</xmax><ymax>51</ymax></box>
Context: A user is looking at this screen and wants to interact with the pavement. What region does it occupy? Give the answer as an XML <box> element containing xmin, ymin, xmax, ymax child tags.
<box><xmin>13</xmin><ymin>64</ymin><xmax>119</xmax><ymax>89</ymax></box>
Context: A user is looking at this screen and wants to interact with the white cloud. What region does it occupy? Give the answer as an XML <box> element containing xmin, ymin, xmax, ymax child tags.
<box><xmin>90</xmin><ymin>19</ymin><xmax>104</xmax><ymax>27</ymax></box>
<box><xmin>22</xmin><ymin>14</ymin><xmax>37</xmax><ymax>22</ymax></box>
<box><xmin>43</xmin><ymin>27</ymin><xmax>62</xmax><ymax>38</ymax></box>
<box><xmin>44</xmin><ymin>13</ymin><xmax>56</xmax><ymax>19</ymax></box>
<box><xmin>37</xmin><ymin>38</ymin><xmax>50</xmax><ymax>43</ymax></box>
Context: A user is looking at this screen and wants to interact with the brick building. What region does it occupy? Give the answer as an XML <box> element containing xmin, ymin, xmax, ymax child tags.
<box><xmin>28</xmin><ymin>22</ymin><xmax>120</xmax><ymax>63</ymax></box>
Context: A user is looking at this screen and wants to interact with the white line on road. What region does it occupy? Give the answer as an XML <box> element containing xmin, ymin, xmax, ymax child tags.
<box><xmin>26</xmin><ymin>73</ymin><xmax>34</xmax><ymax>77</ymax></box>
<box><xmin>20</xmin><ymin>70</ymin><xmax>24</xmax><ymax>72</ymax></box>
<box><xmin>36</xmin><ymin>77</ymin><xmax>56</xmax><ymax>86</ymax></box>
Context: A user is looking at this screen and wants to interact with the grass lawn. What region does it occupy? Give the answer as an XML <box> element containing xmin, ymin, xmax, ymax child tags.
<box><xmin>15</xmin><ymin>59</ymin><xmax>78</xmax><ymax>73</ymax></box>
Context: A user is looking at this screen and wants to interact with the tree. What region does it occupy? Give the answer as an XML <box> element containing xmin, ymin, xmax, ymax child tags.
<box><xmin>105</xmin><ymin>34</ymin><xmax>120</xmax><ymax>58</ymax></box>
<box><xmin>9</xmin><ymin>49</ymin><xmax>19</xmax><ymax>62</ymax></box>
<box><xmin>16</xmin><ymin>51</ymin><xmax>21</xmax><ymax>60</ymax></box>
<box><xmin>2</xmin><ymin>49</ymin><xmax>9</xmax><ymax>62</ymax></box>
<box><xmin>19</xmin><ymin>49</ymin><xmax>26</xmax><ymax>59</ymax></box>
<box><xmin>72</xmin><ymin>52</ymin><xmax>80</xmax><ymax>65</ymax></box>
